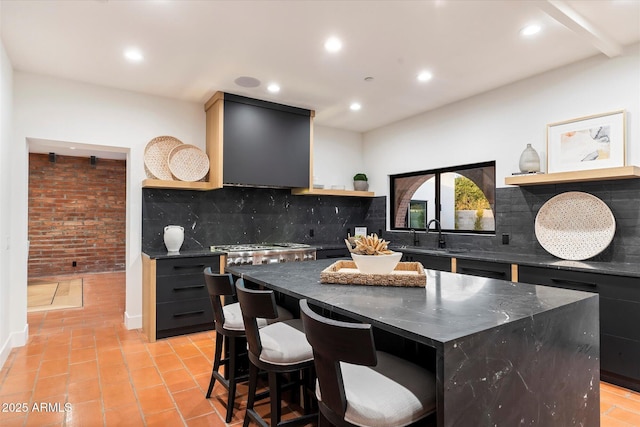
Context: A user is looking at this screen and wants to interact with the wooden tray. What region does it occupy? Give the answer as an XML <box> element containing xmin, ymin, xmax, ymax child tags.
<box><xmin>320</xmin><ymin>260</ymin><xmax>426</xmax><ymax>287</ymax></box>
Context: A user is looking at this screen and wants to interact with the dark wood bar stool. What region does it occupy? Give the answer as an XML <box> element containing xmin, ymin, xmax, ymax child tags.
<box><xmin>203</xmin><ymin>268</ymin><xmax>293</xmax><ymax>422</ymax></box>
<box><xmin>235</xmin><ymin>279</ymin><xmax>317</xmax><ymax>427</ymax></box>
<box><xmin>299</xmin><ymin>299</ymin><xmax>437</xmax><ymax>427</ymax></box>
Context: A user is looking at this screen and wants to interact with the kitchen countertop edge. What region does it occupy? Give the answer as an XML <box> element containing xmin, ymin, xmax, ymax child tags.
<box><xmin>142</xmin><ymin>249</ymin><xmax>226</xmax><ymax>260</ymax></box>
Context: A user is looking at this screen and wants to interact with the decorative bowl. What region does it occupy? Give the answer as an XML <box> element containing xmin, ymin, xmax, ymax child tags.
<box><xmin>351</xmin><ymin>252</ymin><xmax>402</xmax><ymax>275</ymax></box>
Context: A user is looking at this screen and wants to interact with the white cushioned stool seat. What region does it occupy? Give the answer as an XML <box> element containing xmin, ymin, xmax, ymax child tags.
<box><xmin>259</xmin><ymin>319</ymin><xmax>314</xmax><ymax>366</ymax></box>
<box><xmin>317</xmin><ymin>351</ymin><xmax>436</xmax><ymax>427</ymax></box>
<box><xmin>222</xmin><ymin>302</ymin><xmax>294</xmax><ymax>331</ymax></box>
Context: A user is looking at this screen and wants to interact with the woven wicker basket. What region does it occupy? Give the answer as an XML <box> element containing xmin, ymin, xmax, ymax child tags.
<box><xmin>168</xmin><ymin>144</ymin><xmax>210</xmax><ymax>182</ymax></box>
<box><xmin>320</xmin><ymin>260</ymin><xmax>426</xmax><ymax>287</ymax></box>
<box><xmin>144</xmin><ymin>136</ymin><xmax>183</xmax><ymax>180</ymax></box>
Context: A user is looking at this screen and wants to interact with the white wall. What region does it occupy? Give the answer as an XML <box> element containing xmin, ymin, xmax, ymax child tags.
<box><xmin>13</xmin><ymin>72</ymin><xmax>205</xmax><ymax>333</ymax></box>
<box><xmin>363</xmin><ymin>44</ymin><xmax>640</xmax><ymax>195</ymax></box>
<box><xmin>0</xmin><ymin>40</ymin><xmax>18</xmax><ymax>368</ymax></box>
<box><xmin>313</xmin><ymin>125</ymin><xmax>364</xmax><ymax>190</ymax></box>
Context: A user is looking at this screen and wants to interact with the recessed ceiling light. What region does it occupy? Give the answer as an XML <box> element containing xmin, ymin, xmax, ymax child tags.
<box><xmin>417</xmin><ymin>71</ymin><xmax>433</xmax><ymax>82</ymax></box>
<box><xmin>350</xmin><ymin>102</ymin><xmax>361</xmax><ymax>111</ymax></box>
<box><xmin>324</xmin><ymin>37</ymin><xmax>342</xmax><ymax>53</ymax></box>
<box><xmin>267</xmin><ymin>83</ymin><xmax>280</xmax><ymax>93</ymax></box>
<box><xmin>69</xmin><ymin>147</ymin><xmax>76</xmax><ymax>150</ymax></box>
<box><xmin>520</xmin><ymin>24</ymin><xmax>541</xmax><ymax>37</ymax></box>
<box><xmin>123</xmin><ymin>48</ymin><xmax>144</xmax><ymax>62</ymax></box>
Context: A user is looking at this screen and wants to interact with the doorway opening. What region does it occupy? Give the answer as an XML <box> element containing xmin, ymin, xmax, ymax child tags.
<box><xmin>27</xmin><ymin>138</ymin><xmax>128</xmax><ymax>314</ymax></box>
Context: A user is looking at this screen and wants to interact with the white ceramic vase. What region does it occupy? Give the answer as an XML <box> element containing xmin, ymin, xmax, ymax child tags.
<box><xmin>164</xmin><ymin>225</ymin><xmax>184</xmax><ymax>253</ymax></box>
<box><xmin>519</xmin><ymin>144</ymin><xmax>540</xmax><ymax>173</ymax></box>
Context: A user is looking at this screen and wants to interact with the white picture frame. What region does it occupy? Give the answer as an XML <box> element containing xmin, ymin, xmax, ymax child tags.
<box><xmin>547</xmin><ymin>110</ymin><xmax>626</xmax><ymax>173</ymax></box>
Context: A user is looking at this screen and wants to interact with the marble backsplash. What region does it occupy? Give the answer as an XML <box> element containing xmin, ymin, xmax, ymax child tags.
<box><xmin>143</xmin><ymin>178</ymin><xmax>640</xmax><ymax>263</ymax></box>
<box><xmin>142</xmin><ymin>187</ymin><xmax>382</xmax><ymax>253</ymax></box>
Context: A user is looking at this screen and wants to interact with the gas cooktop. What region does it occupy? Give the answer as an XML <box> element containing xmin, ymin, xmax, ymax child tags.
<box><xmin>211</xmin><ymin>242</ymin><xmax>316</xmax><ymax>266</ymax></box>
<box><xmin>210</xmin><ymin>243</ymin><xmax>312</xmax><ymax>252</ymax></box>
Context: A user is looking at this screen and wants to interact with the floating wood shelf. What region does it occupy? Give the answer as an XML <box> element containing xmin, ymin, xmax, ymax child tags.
<box><xmin>142</xmin><ymin>178</ymin><xmax>222</xmax><ymax>191</ymax></box>
<box><xmin>505</xmin><ymin>166</ymin><xmax>640</xmax><ymax>186</ymax></box>
<box><xmin>291</xmin><ymin>188</ymin><xmax>375</xmax><ymax>197</ymax></box>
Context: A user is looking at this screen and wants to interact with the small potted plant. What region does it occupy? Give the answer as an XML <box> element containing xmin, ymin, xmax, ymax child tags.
<box><xmin>353</xmin><ymin>173</ymin><xmax>368</xmax><ymax>191</ymax></box>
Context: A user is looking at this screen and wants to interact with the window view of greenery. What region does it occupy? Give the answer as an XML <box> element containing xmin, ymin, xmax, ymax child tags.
<box><xmin>408</xmin><ymin>200</ymin><xmax>427</xmax><ymax>229</ymax></box>
<box><xmin>390</xmin><ymin>162</ymin><xmax>495</xmax><ymax>233</ymax></box>
<box><xmin>454</xmin><ymin>176</ymin><xmax>492</xmax><ymax>231</ymax></box>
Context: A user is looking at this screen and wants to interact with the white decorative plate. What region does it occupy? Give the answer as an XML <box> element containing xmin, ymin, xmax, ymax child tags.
<box><xmin>144</xmin><ymin>136</ymin><xmax>183</xmax><ymax>180</ymax></box>
<box><xmin>168</xmin><ymin>144</ymin><xmax>210</xmax><ymax>182</ymax></box>
<box><xmin>535</xmin><ymin>191</ymin><xmax>615</xmax><ymax>260</ymax></box>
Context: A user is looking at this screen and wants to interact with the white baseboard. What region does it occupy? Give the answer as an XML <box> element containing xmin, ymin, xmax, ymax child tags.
<box><xmin>0</xmin><ymin>324</ymin><xmax>28</xmax><ymax>369</ymax></box>
<box><xmin>124</xmin><ymin>311</ymin><xmax>142</xmax><ymax>330</ymax></box>
<box><xmin>0</xmin><ymin>335</ymin><xmax>11</xmax><ymax>370</ymax></box>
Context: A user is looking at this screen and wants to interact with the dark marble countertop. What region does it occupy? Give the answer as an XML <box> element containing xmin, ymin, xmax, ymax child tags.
<box><xmin>226</xmin><ymin>259</ymin><xmax>596</xmax><ymax>348</ymax></box>
<box><xmin>392</xmin><ymin>246</ymin><xmax>640</xmax><ymax>278</ymax></box>
<box><xmin>141</xmin><ymin>244</ymin><xmax>639</xmax><ymax>278</ymax></box>
<box><xmin>142</xmin><ymin>249</ymin><xmax>226</xmax><ymax>260</ymax></box>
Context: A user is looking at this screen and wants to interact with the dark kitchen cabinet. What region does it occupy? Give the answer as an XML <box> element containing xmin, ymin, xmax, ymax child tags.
<box><xmin>401</xmin><ymin>252</ymin><xmax>452</xmax><ymax>272</ymax></box>
<box><xmin>143</xmin><ymin>254</ymin><xmax>222</xmax><ymax>341</ymax></box>
<box><xmin>315</xmin><ymin>248</ymin><xmax>350</xmax><ymax>259</ymax></box>
<box><xmin>518</xmin><ymin>265</ymin><xmax>640</xmax><ymax>391</ymax></box>
<box><xmin>455</xmin><ymin>258</ymin><xmax>512</xmax><ymax>280</ymax></box>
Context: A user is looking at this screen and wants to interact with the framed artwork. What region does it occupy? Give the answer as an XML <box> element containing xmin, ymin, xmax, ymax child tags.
<box><xmin>547</xmin><ymin>110</ymin><xmax>626</xmax><ymax>173</ymax></box>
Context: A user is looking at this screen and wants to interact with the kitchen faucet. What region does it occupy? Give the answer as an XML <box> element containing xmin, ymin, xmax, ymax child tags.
<box><xmin>410</xmin><ymin>229</ymin><xmax>419</xmax><ymax>246</ymax></box>
<box><xmin>427</xmin><ymin>219</ymin><xmax>446</xmax><ymax>249</ymax></box>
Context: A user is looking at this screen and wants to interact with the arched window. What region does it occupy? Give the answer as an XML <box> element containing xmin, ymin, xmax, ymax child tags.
<box><xmin>390</xmin><ymin>161</ymin><xmax>495</xmax><ymax>233</ymax></box>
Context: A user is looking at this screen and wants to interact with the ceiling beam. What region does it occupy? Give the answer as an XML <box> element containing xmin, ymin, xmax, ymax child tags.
<box><xmin>539</xmin><ymin>0</ymin><xmax>623</xmax><ymax>58</ymax></box>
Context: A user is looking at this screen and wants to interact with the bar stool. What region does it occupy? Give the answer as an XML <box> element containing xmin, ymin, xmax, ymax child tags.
<box><xmin>203</xmin><ymin>268</ymin><xmax>293</xmax><ymax>422</ymax></box>
<box><xmin>299</xmin><ymin>299</ymin><xmax>437</xmax><ymax>427</ymax></box>
<box><xmin>235</xmin><ymin>279</ymin><xmax>317</xmax><ymax>427</ymax></box>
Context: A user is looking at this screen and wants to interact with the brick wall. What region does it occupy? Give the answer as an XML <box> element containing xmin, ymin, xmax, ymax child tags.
<box><xmin>28</xmin><ymin>153</ymin><xmax>126</xmax><ymax>277</ymax></box>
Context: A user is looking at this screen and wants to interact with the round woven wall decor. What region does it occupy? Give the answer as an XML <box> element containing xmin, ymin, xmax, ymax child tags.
<box><xmin>535</xmin><ymin>191</ymin><xmax>615</xmax><ymax>260</ymax></box>
<box><xmin>144</xmin><ymin>136</ymin><xmax>183</xmax><ymax>180</ymax></box>
<box><xmin>168</xmin><ymin>144</ymin><xmax>210</xmax><ymax>182</ymax></box>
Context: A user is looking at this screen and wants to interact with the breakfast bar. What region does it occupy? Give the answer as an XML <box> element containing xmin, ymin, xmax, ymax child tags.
<box><xmin>227</xmin><ymin>259</ymin><xmax>600</xmax><ymax>427</ymax></box>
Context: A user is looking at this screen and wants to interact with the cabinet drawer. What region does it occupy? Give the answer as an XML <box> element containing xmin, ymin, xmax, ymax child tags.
<box><xmin>597</xmin><ymin>275</ymin><xmax>640</xmax><ymax>302</ymax></box>
<box><xmin>402</xmin><ymin>253</ymin><xmax>451</xmax><ymax>272</ymax></box>
<box><xmin>156</xmin><ymin>298</ymin><xmax>213</xmax><ymax>331</ymax></box>
<box><xmin>519</xmin><ymin>265</ymin><xmax>640</xmax><ymax>301</ymax></box>
<box><xmin>601</xmin><ymin>334</ymin><xmax>640</xmax><ymax>381</ymax></box>
<box><xmin>456</xmin><ymin>259</ymin><xmax>511</xmax><ymax>280</ymax></box>
<box><xmin>601</xmin><ymin>297</ymin><xmax>640</xmax><ymax>341</ymax></box>
<box><xmin>156</xmin><ymin>256</ymin><xmax>219</xmax><ymax>277</ymax></box>
<box><xmin>316</xmin><ymin>249</ymin><xmax>350</xmax><ymax>259</ymax></box>
<box><xmin>518</xmin><ymin>265</ymin><xmax>600</xmax><ymax>293</ymax></box>
<box><xmin>156</xmin><ymin>275</ymin><xmax>208</xmax><ymax>303</ymax></box>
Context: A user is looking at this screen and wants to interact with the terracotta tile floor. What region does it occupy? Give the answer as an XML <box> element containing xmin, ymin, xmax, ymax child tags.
<box><xmin>0</xmin><ymin>272</ymin><xmax>305</xmax><ymax>427</ymax></box>
<box><xmin>0</xmin><ymin>271</ymin><xmax>639</xmax><ymax>426</ymax></box>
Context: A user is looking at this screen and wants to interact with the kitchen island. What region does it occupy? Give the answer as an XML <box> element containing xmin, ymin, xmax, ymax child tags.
<box><xmin>227</xmin><ymin>259</ymin><xmax>600</xmax><ymax>427</ymax></box>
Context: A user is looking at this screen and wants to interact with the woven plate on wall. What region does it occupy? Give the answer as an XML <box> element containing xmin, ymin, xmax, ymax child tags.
<box><xmin>535</xmin><ymin>191</ymin><xmax>615</xmax><ymax>260</ymax></box>
<box><xmin>144</xmin><ymin>136</ymin><xmax>184</xmax><ymax>180</ymax></box>
<box><xmin>168</xmin><ymin>144</ymin><xmax>210</xmax><ymax>182</ymax></box>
